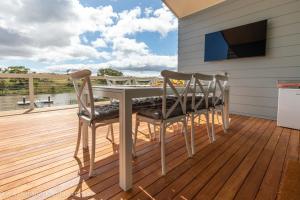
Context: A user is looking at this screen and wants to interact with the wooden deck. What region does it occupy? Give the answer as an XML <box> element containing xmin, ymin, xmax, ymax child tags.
<box><xmin>0</xmin><ymin>108</ymin><xmax>299</xmax><ymax>200</ymax></box>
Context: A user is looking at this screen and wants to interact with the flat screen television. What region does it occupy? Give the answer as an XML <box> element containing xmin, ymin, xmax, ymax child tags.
<box><xmin>204</xmin><ymin>20</ymin><xmax>267</xmax><ymax>62</ymax></box>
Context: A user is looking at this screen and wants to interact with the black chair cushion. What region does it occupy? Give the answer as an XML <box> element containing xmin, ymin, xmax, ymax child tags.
<box><xmin>80</xmin><ymin>104</ymin><xmax>119</xmax><ymax>121</ymax></box>
<box><xmin>132</xmin><ymin>97</ymin><xmax>162</xmax><ymax>112</ymax></box>
<box><xmin>208</xmin><ymin>97</ymin><xmax>224</xmax><ymax>107</ymax></box>
<box><xmin>137</xmin><ymin>96</ymin><xmax>202</xmax><ymax>119</ymax></box>
<box><xmin>80</xmin><ymin>97</ymin><xmax>163</xmax><ymax>121</ymax></box>
<box><xmin>79</xmin><ymin>96</ymin><xmax>224</xmax><ymax>121</ymax></box>
<box><xmin>187</xmin><ymin>96</ymin><xmax>224</xmax><ymax>111</ymax></box>
<box><xmin>137</xmin><ymin>104</ymin><xmax>185</xmax><ymax>120</ymax></box>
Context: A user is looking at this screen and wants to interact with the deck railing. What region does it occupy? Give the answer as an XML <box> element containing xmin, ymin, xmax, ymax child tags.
<box><xmin>0</xmin><ymin>73</ymin><xmax>161</xmax><ymax>111</ymax></box>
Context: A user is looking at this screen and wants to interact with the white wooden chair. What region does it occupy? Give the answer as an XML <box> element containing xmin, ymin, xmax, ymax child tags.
<box><xmin>132</xmin><ymin>77</ymin><xmax>155</xmax><ymax>86</ymax></box>
<box><xmin>105</xmin><ymin>75</ymin><xmax>132</xmax><ymax>86</ymax></box>
<box><xmin>190</xmin><ymin>73</ymin><xmax>214</xmax><ymax>155</ymax></box>
<box><xmin>105</xmin><ymin>75</ymin><xmax>155</xmax><ymax>142</ymax></box>
<box><xmin>133</xmin><ymin>70</ymin><xmax>192</xmax><ymax>175</ymax></box>
<box><xmin>104</xmin><ymin>75</ymin><xmax>134</xmax><ymax>142</ymax></box>
<box><xmin>210</xmin><ymin>73</ymin><xmax>229</xmax><ymax>138</ymax></box>
<box><xmin>70</xmin><ymin>70</ymin><xmax>119</xmax><ymax>177</ymax></box>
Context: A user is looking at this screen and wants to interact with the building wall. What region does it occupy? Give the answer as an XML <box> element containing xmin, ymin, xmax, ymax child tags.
<box><xmin>178</xmin><ymin>0</ymin><xmax>300</xmax><ymax>119</ymax></box>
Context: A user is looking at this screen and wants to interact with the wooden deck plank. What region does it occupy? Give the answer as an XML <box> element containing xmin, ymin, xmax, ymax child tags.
<box><xmin>214</xmin><ymin>121</ymin><xmax>277</xmax><ymax>200</ymax></box>
<box><xmin>234</xmin><ymin>126</ymin><xmax>283</xmax><ymax>200</ymax></box>
<box><xmin>255</xmin><ymin>128</ymin><xmax>291</xmax><ymax>200</ymax></box>
<box><xmin>8</xmin><ymin>117</ymin><xmax>214</xmax><ymax>200</ymax></box>
<box><xmin>46</xmin><ymin>131</ymin><xmax>206</xmax><ymax>200</ymax></box>
<box><xmin>0</xmin><ymin>107</ymin><xmax>298</xmax><ymax>200</ymax></box>
<box><xmin>286</xmin><ymin>129</ymin><xmax>299</xmax><ymax>162</ymax></box>
<box><xmin>100</xmin><ymin>116</ymin><xmax>246</xmax><ymax>200</ymax></box>
<box><xmin>192</xmin><ymin>119</ymin><xmax>272</xmax><ymax>200</ymax></box>
<box><xmin>2</xmin><ymin>129</ymin><xmax>169</xmax><ymax>199</ymax></box>
<box><xmin>63</xmin><ymin>117</ymin><xmax>223</xmax><ymax>200</ymax></box>
<box><xmin>276</xmin><ymin>129</ymin><xmax>300</xmax><ymax>200</ymax></box>
<box><xmin>168</xmin><ymin>118</ymin><xmax>263</xmax><ymax>200</ymax></box>
<box><xmin>131</xmin><ymin>116</ymin><xmax>250</xmax><ymax>200</ymax></box>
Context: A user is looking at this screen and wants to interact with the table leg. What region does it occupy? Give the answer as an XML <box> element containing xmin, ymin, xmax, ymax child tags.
<box><xmin>119</xmin><ymin>93</ymin><xmax>133</xmax><ymax>191</ymax></box>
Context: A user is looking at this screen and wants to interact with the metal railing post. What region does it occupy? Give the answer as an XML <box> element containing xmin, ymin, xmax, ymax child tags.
<box><xmin>29</xmin><ymin>74</ymin><xmax>35</xmax><ymax>109</ymax></box>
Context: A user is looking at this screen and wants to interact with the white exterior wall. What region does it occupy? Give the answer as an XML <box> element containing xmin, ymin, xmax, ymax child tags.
<box><xmin>178</xmin><ymin>0</ymin><xmax>300</xmax><ymax>119</ymax></box>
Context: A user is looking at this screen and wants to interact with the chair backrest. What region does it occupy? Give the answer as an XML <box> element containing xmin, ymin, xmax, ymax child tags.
<box><xmin>132</xmin><ymin>77</ymin><xmax>155</xmax><ymax>86</ymax></box>
<box><xmin>193</xmin><ymin>73</ymin><xmax>214</xmax><ymax>111</ymax></box>
<box><xmin>105</xmin><ymin>76</ymin><xmax>132</xmax><ymax>86</ymax></box>
<box><xmin>70</xmin><ymin>69</ymin><xmax>95</xmax><ymax>119</ymax></box>
<box><xmin>161</xmin><ymin>70</ymin><xmax>193</xmax><ymax>120</ymax></box>
<box><xmin>212</xmin><ymin>73</ymin><xmax>229</xmax><ymax>107</ymax></box>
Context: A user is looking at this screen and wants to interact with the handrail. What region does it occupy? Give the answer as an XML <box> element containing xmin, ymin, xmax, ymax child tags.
<box><xmin>0</xmin><ymin>73</ymin><xmax>162</xmax><ymax>109</ymax></box>
<box><xmin>0</xmin><ymin>73</ymin><xmax>161</xmax><ymax>80</ymax></box>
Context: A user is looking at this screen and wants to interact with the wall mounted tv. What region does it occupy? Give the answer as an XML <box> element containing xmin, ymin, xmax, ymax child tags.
<box><xmin>204</xmin><ymin>20</ymin><xmax>267</xmax><ymax>62</ymax></box>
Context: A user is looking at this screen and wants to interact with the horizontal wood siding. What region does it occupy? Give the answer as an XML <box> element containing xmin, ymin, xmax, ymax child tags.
<box><xmin>178</xmin><ymin>0</ymin><xmax>300</xmax><ymax>119</ymax></box>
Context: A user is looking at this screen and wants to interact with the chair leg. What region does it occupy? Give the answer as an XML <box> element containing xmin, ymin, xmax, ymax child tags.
<box><xmin>183</xmin><ymin>119</ymin><xmax>192</xmax><ymax>158</ymax></box>
<box><xmin>216</xmin><ymin>111</ymin><xmax>221</xmax><ymax>125</ymax></box>
<box><xmin>221</xmin><ymin>107</ymin><xmax>227</xmax><ymax>133</ymax></box>
<box><xmin>191</xmin><ymin>113</ymin><xmax>195</xmax><ymax>155</ymax></box>
<box><xmin>180</xmin><ymin>121</ymin><xmax>184</xmax><ymax>136</ymax></box>
<box><xmin>74</xmin><ymin>119</ymin><xmax>82</xmax><ymax>157</ymax></box>
<box><xmin>106</xmin><ymin>124</ymin><xmax>110</xmax><ymax>140</ymax></box>
<box><xmin>205</xmin><ymin>111</ymin><xmax>211</xmax><ymax>141</ymax></box>
<box><xmin>157</xmin><ymin>124</ymin><xmax>161</xmax><ymax>143</ymax></box>
<box><xmin>110</xmin><ymin>124</ymin><xmax>115</xmax><ymax>144</ymax></box>
<box><xmin>160</xmin><ymin>122</ymin><xmax>166</xmax><ymax>175</ymax></box>
<box><xmin>89</xmin><ymin>123</ymin><xmax>96</xmax><ymax>177</ymax></box>
<box><xmin>82</xmin><ymin>122</ymin><xmax>88</xmax><ymax>149</ymax></box>
<box><xmin>172</xmin><ymin>124</ymin><xmax>176</xmax><ymax>135</ymax></box>
<box><xmin>153</xmin><ymin>124</ymin><xmax>157</xmax><ymax>140</ymax></box>
<box><xmin>147</xmin><ymin>123</ymin><xmax>153</xmax><ymax>141</ymax></box>
<box><xmin>211</xmin><ymin>108</ymin><xmax>216</xmax><ymax>142</ymax></box>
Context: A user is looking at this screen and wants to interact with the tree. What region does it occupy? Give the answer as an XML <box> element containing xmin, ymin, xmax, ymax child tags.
<box><xmin>2</xmin><ymin>66</ymin><xmax>30</xmax><ymax>94</ymax></box>
<box><xmin>3</xmin><ymin>66</ymin><xmax>30</xmax><ymax>74</ymax></box>
<box><xmin>97</xmin><ymin>68</ymin><xmax>123</xmax><ymax>77</ymax></box>
<box><xmin>0</xmin><ymin>80</ymin><xmax>5</xmax><ymax>95</ymax></box>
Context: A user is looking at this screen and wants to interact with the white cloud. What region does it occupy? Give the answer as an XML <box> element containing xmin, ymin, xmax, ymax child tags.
<box><xmin>91</xmin><ymin>38</ymin><xmax>107</xmax><ymax>48</ymax></box>
<box><xmin>103</xmin><ymin>5</ymin><xmax>177</xmax><ymax>40</ymax></box>
<box><xmin>0</xmin><ymin>0</ymin><xmax>116</xmax><ymax>61</ymax></box>
<box><xmin>0</xmin><ymin>0</ymin><xmax>178</xmax><ymax>73</ymax></box>
<box><xmin>46</xmin><ymin>53</ymin><xmax>177</xmax><ymax>74</ymax></box>
<box><xmin>112</xmin><ymin>38</ymin><xmax>149</xmax><ymax>55</ymax></box>
<box><xmin>144</xmin><ymin>7</ymin><xmax>154</xmax><ymax>17</ymax></box>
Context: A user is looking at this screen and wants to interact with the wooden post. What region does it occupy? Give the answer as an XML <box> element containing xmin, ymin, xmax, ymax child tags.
<box><xmin>29</xmin><ymin>74</ymin><xmax>34</xmax><ymax>109</ymax></box>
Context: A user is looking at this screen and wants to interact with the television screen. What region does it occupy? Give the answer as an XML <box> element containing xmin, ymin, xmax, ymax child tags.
<box><xmin>204</xmin><ymin>20</ymin><xmax>267</xmax><ymax>61</ymax></box>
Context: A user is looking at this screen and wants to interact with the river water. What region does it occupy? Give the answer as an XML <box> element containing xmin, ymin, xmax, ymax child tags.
<box><xmin>0</xmin><ymin>93</ymin><xmax>77</xmax><ymax>111</ymax></box>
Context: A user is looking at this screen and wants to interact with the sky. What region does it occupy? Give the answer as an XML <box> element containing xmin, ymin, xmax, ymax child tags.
<box><xmin>0</xmin><ymin>0</ymin><xmax>178</xmax><ymax>76</ymax></box>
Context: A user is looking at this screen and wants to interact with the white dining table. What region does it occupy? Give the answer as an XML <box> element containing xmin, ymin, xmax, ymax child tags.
<box><xmin>83</xmin><ymin>85</ymin><xmax>230</xmax><ymax>191</ymax></box>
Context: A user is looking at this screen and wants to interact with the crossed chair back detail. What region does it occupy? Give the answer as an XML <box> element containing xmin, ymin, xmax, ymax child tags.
<box><xmin>133</xmin><ymin>78</ymin><xmax>155</xmax><ymax>86</ymax></box>
<box><xmin>161</xmin><ymin>70</ymin><xmax>193</xmax><ymax>120</ymax></box>
<box><xmin>105</xmin><ymin>76</ymin><xmax>132</xmax><ymax>86</ymax></box>
<box><xmin>70</xmin><ymin>70</ymin><xmax>95</xmax><ymax>120</ymax></box>
<box><xmin>212</xmin><ymin>73</ymin><xmax>229</xmax><ymax>107</ymax></box>
<box><xmin>192</xmin><ymin>73</ymin><xmax>214</xmax><ymax>112</ymax></box>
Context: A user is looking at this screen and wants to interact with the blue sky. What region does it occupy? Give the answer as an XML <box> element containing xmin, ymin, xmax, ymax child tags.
<box><xmin>0</xmin><ymin>0</ymin><xmax>178</xmax><ymax>76</ymax></box>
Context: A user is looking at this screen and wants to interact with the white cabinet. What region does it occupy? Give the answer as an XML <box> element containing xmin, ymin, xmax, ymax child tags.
<box><xmin>277</xmin><ymin>88</ymin><xmax>300</xmax><ymax>130</ymax></box>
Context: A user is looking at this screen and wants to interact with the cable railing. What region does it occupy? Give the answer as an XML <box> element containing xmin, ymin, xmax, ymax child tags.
<box><xmin>0</xmin><ymin>73</ymin><xmax>161</xmax><ymax>112</ymax></box>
